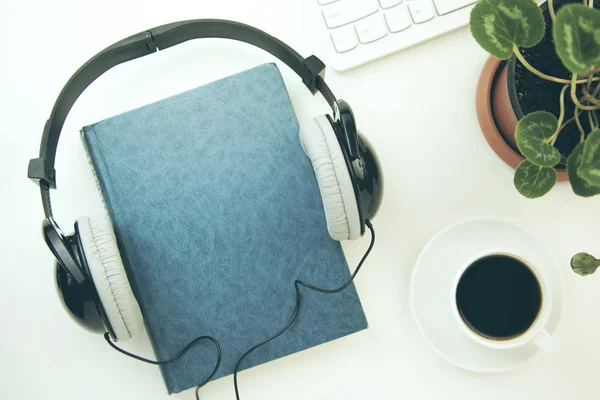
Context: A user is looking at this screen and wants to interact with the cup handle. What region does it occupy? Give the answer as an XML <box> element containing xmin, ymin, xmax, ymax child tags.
<box><xmin>534</xmin><ymin>329</ymin><xmax>558</xmax><ymax>352</ymax></box>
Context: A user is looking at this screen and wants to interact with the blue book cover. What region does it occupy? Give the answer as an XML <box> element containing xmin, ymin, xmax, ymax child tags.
<box><xmin>81</xmin><ymin>63</ymin><xmax>368</xmax><ymax>394</ymax></box>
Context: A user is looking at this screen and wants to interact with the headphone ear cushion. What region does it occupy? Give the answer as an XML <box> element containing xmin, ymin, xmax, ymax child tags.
<box><xmin>300</xmin><ymin>115</ymin><xmax>361</xmax><ymax>241</ymax></box>
<box><xmin>77</xmin><ymin>216</ymin><xmax>142</xmax><ymax>341</ymax></box>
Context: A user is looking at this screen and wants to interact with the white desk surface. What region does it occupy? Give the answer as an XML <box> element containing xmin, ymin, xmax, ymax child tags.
<box><xmin>2</xmin><ymin>0</ymin><xmax>599</xmax><ymax>399</ymax></box>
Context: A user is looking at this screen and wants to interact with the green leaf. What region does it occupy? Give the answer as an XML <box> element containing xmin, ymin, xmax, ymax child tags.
<box><xmin>470</xmin><ymin>0</ymin><xmax>545</xmax><ymax>59</ymax></box>
<box><xmin>578</xmin><ymin>129</ymin><xmax>600</xmax><ymax>187</ymax></box>
<box><xmin>515</xmin><ymin>111</ymin><xmax>561</xmax><ymax>167</ymax></box>
<box><xmin>553</xmin><ymin>4</ymin><xmax>600</xmax><ymax>75</ymax></box>
<box><xmin>571</xmin><ymin>252</ymin><xmax>600</xmax><ymax>276</ymax></box>
<box><xmin>514</xmin><ymin>160</ymin><xmax>557</xmax><ymax>198</ymax></box>
<box><xmin>567</xmin><ymin>142</ymin><xmax>600</xmax><ymax>197</ymax></box>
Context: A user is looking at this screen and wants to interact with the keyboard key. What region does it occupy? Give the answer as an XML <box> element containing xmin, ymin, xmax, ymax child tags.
<box><xmin>385</xmin><ymin>5</ymin><xmax>412</xmax><ymax>32</ymax></box>
<box><xmin>318</xmin><ymin>0</ymin><xmax>338</xmax><ymax>5</ymax></box>
<box><xmin>355</xmin><ymin>14</ymin><xmax>388</xmax><ymax>43</ymax></box>
<box><xmin>432</xmin><ymin>0</ymin><xmax>476</xmax><ymax>15</ymax></box>
<box><xmin>408</xmin><ymin>0</ymin><xmax>436</xmax><ymax>23</ymax></box>
<box><xmin>379</xmin><ymin>0</ymin><xmax>403</xmax><ymax>8</ymax></box>
<box><xmin>331</xmin><ymin>27</ymin><xmax>358</xmax><ymax>52</ymax></box>
<box><xmin>322</xmin><ymin>0</ymin><xmax>379</xmax><ymax>29</ymax></box>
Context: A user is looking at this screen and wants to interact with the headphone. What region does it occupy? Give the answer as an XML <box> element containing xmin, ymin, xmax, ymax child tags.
<box><xmin>28</xmin><ymin>18</ymin><xmax>382</xmax><ymax>365</ymax></box>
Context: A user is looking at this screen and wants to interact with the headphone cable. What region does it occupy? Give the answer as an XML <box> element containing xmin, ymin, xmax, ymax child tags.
<box><xmin>104</xmin><ymin>332</ymin><xmax>221</xmax><ymax>400</ymax></box>
<box><xmin>233</xmin><ymin>219</ymin><xmax>375</xmax><ymax>399</ymax></box>
<box><xmin>105</xmin><ymin>219</ymin><xmax>375</xmax><ymax>400</ymax></box>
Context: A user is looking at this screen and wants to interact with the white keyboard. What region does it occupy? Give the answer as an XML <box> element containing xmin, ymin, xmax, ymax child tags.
<box><xmin>318</xmin><ymin>0</ymin><xmax>478</xmax><ymax>71</ymax></box>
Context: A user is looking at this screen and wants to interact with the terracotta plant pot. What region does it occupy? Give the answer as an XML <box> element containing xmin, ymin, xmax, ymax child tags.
<box><xmin>475</xmin><ymin>57</ymin><xmax>569</xmax><ymax>181</ymax></box>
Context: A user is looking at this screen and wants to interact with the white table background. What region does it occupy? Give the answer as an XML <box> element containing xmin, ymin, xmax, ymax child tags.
<box><xmin>2</xmin><ymin>0</ymin><xmax>599</xmax><ymax>399</ymax></box>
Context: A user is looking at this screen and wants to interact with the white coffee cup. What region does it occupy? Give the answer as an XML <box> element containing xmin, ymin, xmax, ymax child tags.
<box><xmin>451</xmin><ymin>250</ymin><xmax>557</xmax><ymax>352</ymax></box>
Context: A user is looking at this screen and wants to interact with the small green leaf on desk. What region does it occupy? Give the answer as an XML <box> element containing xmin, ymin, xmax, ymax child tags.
<box><xmin>578</xmin><ymin>129</ymin><xmax>600</xmax><ymax>187</ymax></box>
<box><xmin>568</xmin><ymin>142</ymin><xmax>600</xmax><ymax>196</ymax></box>
<box><xmin>470</xmin><ymin>0</ymin><xmax>545</xmax><ymax>59</ymax></box>
<box><xmin>516</xmin><ymin>111</ymin><xmax>561</xmax><ymax>167</ymax></box>
<box><xmin>553</xmin><ymin>4</ymin><xmax>600</xmax><ymax>75</ymax></box>
<box><xmin>514</xmin><ymin>160</ymin><xmax>557</xmax><ymax>198</ymax></box>
<box><xmin>571</xmin><ymin>253</ymin><xmax>600</xmax><ymax>276</ymax></box>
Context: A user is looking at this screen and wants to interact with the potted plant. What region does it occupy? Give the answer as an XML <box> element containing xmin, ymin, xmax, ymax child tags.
<box><xmin>472</xmin><ymin>0</ymin><xmax>600</xmax><ymax>198</ymax></box>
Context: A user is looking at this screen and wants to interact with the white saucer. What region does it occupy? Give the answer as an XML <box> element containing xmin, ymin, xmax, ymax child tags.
<box><xmin>409</xmin><ymin>219</ymin><xmax>564</xmax><ymax>373</ymax></box>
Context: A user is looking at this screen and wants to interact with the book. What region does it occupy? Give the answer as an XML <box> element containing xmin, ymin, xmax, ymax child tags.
<box><xmin>81</xmin><ymin>63</ymin><xmax>368</xmax><ymax>394</ymax></box>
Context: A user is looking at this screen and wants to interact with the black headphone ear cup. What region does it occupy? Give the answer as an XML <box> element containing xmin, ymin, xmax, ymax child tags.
<box><xmin>55</xmin><ymin>259</ymin><xmax>107</xmax><ymax>334</ymax></box>
<box><xmin>354</xmin><ymin>133</ymin><xmax>383</xmax><ymax>222</ymax></box>
<box><xmin>300</xmin><ymin>115</ymin><xmax>361</xmax><ymax>241</ymax></box>
<box><xmin>77</xmin><ymin>216</ymin><xmax>142</xmax><ymax>341</ymax></box>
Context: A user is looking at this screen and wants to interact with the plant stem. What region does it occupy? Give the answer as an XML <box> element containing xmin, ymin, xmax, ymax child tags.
<box><xmin>575</xmin><ymin>108</ymin><xmax>586</xmax><ymax>142</ymax></box>
<box><xmin>549</xmin><ymin>0</ymin><xmax>556</xmax><ymax>21</ymax></box>
<box><xmin>513</xmin><ymin>45</ymin><xmax>571</xmax><ymax>84</ymax></box>
<box><xmin>592</xmin><ymin>81</ymin><xmax>600</xmax><ymax>98</ymax></box>
<box><xmin>582</xmin><ymin>87</ymin><xmax>600</xmax><ymax>106</ymax></box>
<box><xmin>572</xmin><ymin>74</ymin><xmax>600</xmax><ymax>110</ymax></box>
<box><xmin>587</xmin><ymin>71</ymin><xmax>595</xmax><ymax>92</ymax></box>
<box><xmin>550</xmin><ymin>85</ymin><xmax>569</xmax><ymax>145</ymax></box>
<box><xmin>559</xmin><ymin>113</ymin><xmax>578</xmax><ymax>131</ymax></box>
<box><xmin>592</xmin><ymin>110</ymin><xmax>599</xmax><ymax>129</ymax></box>
<box><xmin>512</xmin><ymin>47</ymin><xmax>600</xmax><ymax>85</ymax></box>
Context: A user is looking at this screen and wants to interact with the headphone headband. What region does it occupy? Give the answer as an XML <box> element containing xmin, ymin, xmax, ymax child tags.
<box><xmin>28</xmin><ymin>19</ymin><xmax>337</xmax><ymax>203</ymax></box>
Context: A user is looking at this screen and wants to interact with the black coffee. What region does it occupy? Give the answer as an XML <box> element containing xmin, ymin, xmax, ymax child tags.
<box><xmin>456</xmin><ymin>255</ymin><xmax>542</xmax><ymax>340</ymax></box>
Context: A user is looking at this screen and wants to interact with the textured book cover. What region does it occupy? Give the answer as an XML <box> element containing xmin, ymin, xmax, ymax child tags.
<box><xmin>81</xmin><ymin>63</ymin><xmax>368</xmax><ymax>394</ymax></box>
